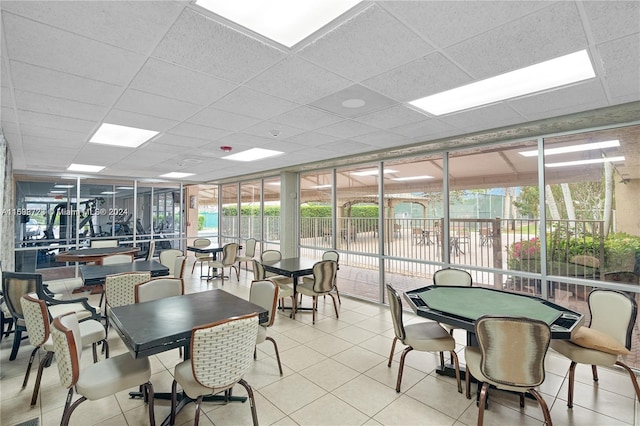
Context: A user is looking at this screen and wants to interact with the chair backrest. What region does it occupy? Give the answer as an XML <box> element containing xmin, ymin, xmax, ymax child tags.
<box><xmin>250</xmin><ymin>280</ymin><xmax>278</xmax><ymax>327</ymax></box>
<box><xmin>252</xmin><ymin>260</ymin><xmax>266</xmax><ymax>280</ymax></box>
<box><xmin>90</xmin><ymin>239</ymin><xmax>119</xmax><ymax>248</ymax></box>
<box><xmin>145</xmin><ymin>240</ymin><xmax>156</xmax><ymax>262</ymax></box>
<box><xmin>322</xmin><ymin>250</ymin><xmax>339</xmax><ymax>263</ymax></box>
<box><xmin>2</xmin><ymin>271</ymin><xmax>41</xmax><ymax>320</ymax></box>
<box><xmin>311</xmin><ymin>260</ymin><xmax>337</xmax><ymax>294</ymax></box>
<box><xmin>476</xmin><ymin>315</ymin><xmax>550</xmax><ymax>388</ymax></box>
<box><xmin>190</xmin><ymin>313</ymin><xmax>259</xmax><ymax>389</ymax></box>
<box><xmin>51</xmin><ymin>312</ymin><xmax>82</xmax><ymax>389</ymax></box>
<box><xmin>433</xmin><ymin>268</ymin><xmax>472</xmax><ymax>287</ymax></box>
<box><xmin>588</xmin><ymin>289</ymin><xmax>637</xmax><ymax>349</ymax></box>
<box><xmin>385</xmin><ymin>284</ymin><xmax>406</xmax><ymax>342</ymax></box>
<box><xmin>603</xmin><ymin>271</ymin><xmax>639</xmax><ymax>284</ymax></box>
<box><xmin>260</xmin><ymin>250</ymin><xmax>281</xmax><ymax>264</ymax></box>
<box><xmin>101</xmin><ymin>254</ymin><xmax>134</xmax><ymax>265</ymax></box>
<box><xmin>244</xmin><ymin>238</ymin><xmax>257</xmax><ymax>257</ymax></box>
<box><xmin>135</xmin><ymin>277</ymin><xmax>184</xmax><ymax>303</ymax></box>
<box><xmin>20</xmin><ymin>294</ymin><xmax>50</xmax><ymax>347</ymax></box>
<box><xmin>172</xmin><ymin>255</ymin><xmax>186</xmax><ymax>278</ymax></box>
<box><xmin>104</xmin><ymin>272</ymin><xmax>152</xmax><ymax>308</ymax></box>
<box><xmin>159</xmin><ymin>249</ymin><xmax>183</xmax><ymax>270</ymax></box>
<box><xmin>192</xmin><ymin>238</ymin><xmax>211</xmax><ymax>260</ymax></box>
<box><xmin>221</xmin><ymin>243</ymin><xmax>238</xmax><ymax>266</ymax></box>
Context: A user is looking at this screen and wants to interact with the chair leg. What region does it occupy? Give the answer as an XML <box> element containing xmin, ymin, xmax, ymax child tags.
<box><xmin>388</xmin><ymin>337</ymin><xmax>398</xmax><ymax>366</ymax></box>
<box><xmin>465</xmin><ymin>365</ymin><xmax>472</xmax><ymax>399</ymax></box>
<box><xmin>529</xmin><ymin>389</ymin><xmax>553</xmax><ymax>426</ymax></box>
<box><xmin>31</xmin><ymin>351</ymin><xmax>54</xmax><ymax>406</ymax></box>
<box><xmin>22</xmin><ymin>346</ymin><xmax>40</xmax><ymax>388</ymax></box>
<box><xmin>450</xmin><ymin>350</ymin><xmax>462</xmax><ymax>393</ymax></box>
<box><xmin>290</xmin><ymin>295</ymin><xmax>296</xmax><ymax>319</ymax></box>
<box><xmin>396</xmin><ymin>346</ymin><xmax>413</xmax><ymax>392</ymax></box>
<box><xmin>144</xmin><ymin>381</ymin><xmax>155</xmax><ymax>426</ymax></box>
<box><xmin>9</xmin><ymin>328</ymin><xmax>23</xmax><ymax>361</ymax></box>
<box><xmin>477</xmin><ymin>382</ymin><xmax>490</xmax><ymax>426</ymax></box>
<box><xmin>61</xmin><ymin>390</ymin><xmax>87</xmax><ymax>426</ymax></box>
<box><xmin>312</xmin><ymin>296</ymin><xmax>317</xmax><ymax>324</ymax></box>
<box><xmin>328</xmin><ymin>292</ymin><xmax>339</xmax><ymax>319</ymax></box>
<box><xmin>170</xmin><ymin>380</ymin><xmax>178</xmax><ymax>425</ymax></box>
<box><xmin>591</xmin><ymin>364</ymin><xmax>599</xmax><ymax>382</ymax></box>
<box><xmin>238</xmin><ymin>379</ymin><xmax>259</xmax><ymax>426</ymax></box>
<box><xmin>266</xmin><ymin>336</ymin><xmax>283</xmax><ymax>375</ymax></box>
<box><xmin>615</xmin><ymin>360</ymin><xmax>640</xmax><ymax>403</ymax></box>
<box><xmin>567</xmin><ymin>361</ymin><xmax>577</xmax><ymax>408</ymax></box>
<box><xmin>194</xmin><ymin>395</ymin><xmax>204</xmax><ymax>426</ymax></box>
<box><xmin>334</xmin><ymin>283</ymin><xmax>341</xmax><ymax>304</ymax></box>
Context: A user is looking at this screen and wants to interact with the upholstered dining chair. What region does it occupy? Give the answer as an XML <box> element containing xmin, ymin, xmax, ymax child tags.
<box><xmin>20</xmin><ymin>294</ymin><xmax>108</xmax><ymax>406</ymax></box>
<box><xmin>207</xmin><ymin>242</ymin><xmax>238</xmax><ymax>285</ymax></box>
<box><xmin>145</xmin><ymin>240</ymin><xmax>156</xmax><ymax>261</ymax></box>
<box><xmin>550</xmin><ymin>289</ymin><xmax>640</xmax><ymax>408</ymax></box>
<box><xmin>465</xmin><ymin>316</ymin><xmax>553</xmax><ymax>426</ymax></box>
<box><xmin>386</xmin><ymin>284</ymin><xmax>461</xmax><ymax>394</ymax></box>
<box><xmin>170</xmin><ymin>313</ymin><xmax>259</xmax><ymax>426</ymax></box>
<box><xmin>90</xmin><ymin>239</ymin><xmax>119</xmax><ymax>248</ymax></box>
<box><xmin>51</xmin><ymin>312</ymin><xmax>155</xmax><ymax>426</ymax></box>
<box><xmin>103</xmin><ymin>272</ymin><xmax>151</xmax><ymax>334</ymax></box>
<box><xmin>236</xmin><ymin>238</ymin><xmax>257</xmax><ymax>279</ymax></box>
<box><xmin>297</xmin><ymin>260</ymin><xmax>339</xmax><ymax>324</ymax></box>
<box><xmin>101</xmin><ymin>253</ymin><xmax>134</xmax><ymax>265</ymax></box>
<box><xmin>173</xmin><ymin>255</ymin><xmax>186</xmax><ymax>279</ymax></box>
<box><xmin>253</xmin><ymin>260</ymin><xmax>295</xmax><ymax>315</ymax></box>
<box><xmin>159</xmin><ymin>248</ymin><xmax>183</xmax><ymax>271</ymax></box>
<box><xmin>322</xmin><ymin>250</ymin><xmax>341</xmax><ymax>304</ymax></box>
<box><xmin>190</xmin><ymin>238</ymin><xmax>211</xmax><ymax>276</ymax></box>
<box><xmin>260</xmin><ymin>250</ymin><xmax>283</xmax><ymax>277</ymax></box>
<box><xmin>250</xmin><ymin>279</ymin><xmax>284</xmax><ymax>375</ymax></box>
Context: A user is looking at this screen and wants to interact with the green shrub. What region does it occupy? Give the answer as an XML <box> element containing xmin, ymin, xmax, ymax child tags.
<box><xmin>604</xmin><ymin>233</ymin><xmax>640</xmax><ymax>272</ymax></box>
<box><xmin>198</xmin><ymin>215</ymin><xmax>204</xmax><ymax>230</ymax></box>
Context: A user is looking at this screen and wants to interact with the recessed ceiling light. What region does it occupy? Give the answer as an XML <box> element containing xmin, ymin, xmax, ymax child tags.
<box><xmin>341</xmin><ymin>98</ymin><xmax>366</xmax><ymax>108</ymax></box>
<box><xmin>100</xmin><ymin>191</ymin><xmax>118</xmax><ymax>195</ymax></box>
<box><xmin>160</xmin><ymin>172</ymin><xmax>195</xmax><ymax>179</ymax></box>
<box><xmin>67</xmin><ymin>163</ymin><xmax>105</xmax><ymax>173</ymax></box>
<box><xmin>195</xmin><ymin>0</ymin><xmax>361</xmax><ymax>47</ymax></box>
<box><xmin>311</xmin><ymin>184</ymin><xmax>332</xmax><ymax>189</ymax></box>
<box><xmin>410</xmin><ymin>50</ymin><xmax>595</xmax><ymax>115</ymax></box>
<box><xmin>519</xmin><ymin>140</ymin><xmax>620</xmax><ymax>157</ymax></box>
<box><xmin>116</xmin><ymin>186</ymin><xmax>134</xmax><ymax>190</ymax></box>
<box><xmin>352</xmin><ymin>169</ymin><xmax>398</xmax><ymax>176</ymax></box>
<box><xmin>546</xmin><ymin>156</ymin><xmax>625</xmax><ymax>168</ymax></box>
<box><xmin>391</xmin><ymin>175</ymin><xmax>434</xmax><ymax>181</ymax></box>
<box><xmin>54</xmin><ymin>184</ymin><xmax>75</xmax><ymax>188</ymax></box>
<box><xmin>222</xmin><ymin>148</ymin><xmax>283</xmax><ymax>162</ymax></box>
<box><xmin>90</xmin><ymin>123</ymin><xmax>159</xmax><ymax>148</ymax></box>
<box><xmin>49</xmin><ymin>190</ymin><xmax>67</xmax><ymax>194</ymax></box>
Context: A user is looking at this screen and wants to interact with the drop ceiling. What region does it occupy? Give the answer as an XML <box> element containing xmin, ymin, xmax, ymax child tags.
<box><xmin>1</xmin><ymin>1</ymin><xmax>639</xmax><ymax>184</ymax></box>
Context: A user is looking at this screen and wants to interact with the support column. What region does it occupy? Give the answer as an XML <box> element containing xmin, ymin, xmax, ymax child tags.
<box><xmin>280</xmin><ymin>172</ymin><xmax>298</xmax><ymax>258</ymax></box>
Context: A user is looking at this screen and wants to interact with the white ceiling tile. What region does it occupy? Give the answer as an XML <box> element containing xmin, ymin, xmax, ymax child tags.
<box><xmin>309</xmin><ymin>84</ymin><xmax>397</xmax><ymax>118</ymax></box>
<box><xmin>437</xmin><ymin>103</ymin><xmax>526</xmax><ymax>133</ymax></box>
<box><xmin>445</xmin><ymin>2</ymin><xmax>588</xmax><ymax>79</ymax></box>
<box><xmin>20</xmin><ymin>134</ymin><xmax>84</xmax><ymax>150</ymax></box>
<box><xmin>242</xmin><ymin>121</ymin><xmax>306</xmax><ymax>140</ymax></box>
<box><xmin>316</xmin><ymin>120</ymin><xmax>379</xmax><ymax>139</ymax></box>
<box><xmin>246</xmin><ymin>56</ymin><xmax>352</xmax><ymax>104</ymax></box>
<box><xmin>354</xmin><ymin>105</ymin><xmax>429</xmax><ymax>130</ymax></box>
<box><xmin>13</xmin><ymin>89</ymin><xmax>108</xmax><ymax>122</ymax></box>
<box><xmin>9</xmin><ymin>61</ymin><xmax>122</xmax><ymax>106</ymax></box>
<box><xmin>363</xmin><ymin>52</ymin><xmax>471</xmax><ymax>102</ymax></box>
<box><xmin>216</xmin><ymin>133</ymin><xmax>275</xmax><ymax>148</ymax></box>
<box><xmin>382</xmin><ymin>1</ymin><xmax>548</xmax><ymax>48</ymax></box>
<box><xmin>283</xmin><ymin>131</ymin><xmax>341</xmax><ymax>147</ymax></box>
<box><xmin>582</xmin><ymin>1</ymin><xmax>640</xmax><ymax>44</ymax></box>
<box><xmin>16</xmin><ymin>110</ymin><xmax>95</xmax><ymax>135</ymax></box>
<box><xmin>19</xmin><ymin>124</ymin><xmax>87</xmax><ymax>144</ymax></box>
<box><xmin>210</xmin><ymin>87</ymin><xmax>298</xmax><ymax>120</ymax></box>
<box><xmin>351</xmin><ymin>130</ymin><xmax>409</xmax><ymax>148</ymax></box>
<box><xmin>130</xmin><ymin>58</ymin><xmax>237</xmax><ymax>106</ymax></box>
<box><xmin>188</xmin><ymin>108</ymin><xmax>260</xmax><ymax>132</ymax></box>
<box><xmin>299</xmin><ymin>4</ymin><xmax>431</xmax><ymax>81</ymax></box>
<box><xmin>153</xmin><ymin>134</ymin><xmax>211</xmax><ymax>149</ymax></box>
<box><xmin>509</xmin><ymin>80</ymin><xmax>610</xmax><ymax>122</ymax></box>
<box><xmin>104</xmin><ymin>109</ymin><xmax>179</xmax><ymax>133</ymax></box>
<box><xmin>2</xmin><ymin>1</ymin><xmax>186</xmax><ymax>54</ymax></box>
<box><xmin>316</xmin><ymin>139</ymin><xmax>375</xmax><ymax>155</ymax></box>
<box><xmin>597</xmin><ymin>35</ymin><xmax>640</xmax><ymax>104</ymax></box>
<box><xmin>72</xmin><ymin>144</ymin><xmax>133</xmax><ymax>165</ymax></box>
<box><xmin>168</xmin><ymin>122</ymin><xmax>229</xmax><ymax>141</ymax></box>
<box><xmin>390</xmin><ymin>119</ymin><xmax>461</xmax><ymax>141</ymax></box>
<box><xmin>271</xmin><ymin>107</ymin><xmax>343</xmax><ymax>131</ymax></box>
<box><xmin>115</xmin><ymin>89</ymin><xmax>202</xmax><ymax>121</ymax></box>
<box><xmin>152</xmin><ymin>8</ymin><xmax>286</xmax><ymax>83</ymax></box>
<box><xmin>3</xmin><ymin>13</ymin><xmax>145</xmax><ymax>85</ymax></box>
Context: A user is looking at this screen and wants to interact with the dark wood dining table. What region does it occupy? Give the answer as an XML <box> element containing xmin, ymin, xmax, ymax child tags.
<box><xmin>109</xmin><ymin>289</ymin><xmax>268</xmax><ymax>425</ymax></box>
<box><xmin>186</xmin><ymin>242</ymin><xmax>241</xmax><ymax>280</ymax></box>
<box><xmin>261</xmin><ymin>257</ymin><xmax>317</xmax><ymax>295</ymax></box>
<box><xmin>56</xmin><ymin>246</ymin><xmax>140</xmax><ymax>264</ymax></box>
<box><xmin>79</xmin><ymin>260</ymin><xmax>169</xmax><ymax>286</ymax></box>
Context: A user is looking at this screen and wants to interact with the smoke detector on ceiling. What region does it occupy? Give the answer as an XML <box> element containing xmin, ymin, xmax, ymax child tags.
<box><xmin>220</xmin><ymin>146</ymin><xmax>233</xmax><ymax>153</ymax></box>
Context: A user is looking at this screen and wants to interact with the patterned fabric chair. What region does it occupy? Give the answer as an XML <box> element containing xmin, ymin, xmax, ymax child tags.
<box><xmin>236</xmin><ymin>238</ymin><xmax>257</xmax><ymax>279</ymax></box>
<box><xmin>250</xmin><ymin>280</ymin><xmax>284</xmax><ymax>375</ymax></box>
<box><xmin>253</xmin><ymin>260</ymin><xmax>295</xmax><ymax>316</ymax></box>
<box><xmin>190</xmin><ymin>238</ymin><xmax>211</xmax><ymax>277</ymax></box>
<box><xmin>322</xmin><ymin>250</ymin><xmax>341</xmax><ymax>304</ymax></box>
<box><xmin>170</xmin><ymin>313</ymin><xmax>259</xmax><ymax>426</ymax></box>
<box><xmin>465</xmin><ymin>316</ymin><xmax>552</xmax><ymax>426</ymax></box>
<box><xmin>20</xmin><ymin>294</ymin><xmax>108</xmax><ymax>406</ymax></box>
<box><xmin>297</xmin><ymin>260</ymin><xmax>339</xmax><ymax>324</ymax></box>
<box><xmin>104</xmin><ymin>272</ymin><xmax>151</xmax><ymax>334</ymax></box>
<box><xmin>51</xmin><ymin>312</ymin><xmax>155</xmax><ymax>426</ymax></box>
<box><xmin>207</xmin><ymin>243</ymin><xmax>238</xmax><ymax>286</ymax></box>
<box><xmin>550</xmin><ymin>289</ymin><xmax>640</xmax><ymax>408</ymax></box>
<box><xmin>386</xmin><ymin>284</ymin><xmax>461</xmax><ymax>394</ymax></box>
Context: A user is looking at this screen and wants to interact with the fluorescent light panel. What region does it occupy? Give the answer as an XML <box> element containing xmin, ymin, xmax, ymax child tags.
<box><xmin>392</xmin><ymin>175</ymin><xmax>434</xmax><ymax>181</ymax></box>
<box><xmin>312</xmin><ymin>184</ymin><xmax>332</xmax><ymax>189</ymax></box>
<box><xmin>546</xmin><ymin>156</ymin><xmax>625</xmax><ymax>168</ymax></box>
<box><xmin>352</xmin><ymin>169</ymin><xmax>398</xmax><ymax>177</ymax></box>
<box><xmin>195</xmin><ymin>0</ymin><xmax>361</xmax><ymax>47</ymax></box>
<box><xmin>519</xmin><ymin>140</ymin><xmax>620</xmax><ymax>157</ymax></box>
<box><xmin>54</xmin><ymin>184</ymin><xmax>74</xmax><ymax>188</ymax></box>
<box><xmin>222</xmin><ymin>148</ymin><xmax>283</xmax><ymax>162</ymax></box>
<box><xmin>410</xmin><ymin>50</ymin><xmax>595</xmax><ymax>115</ymax></box>
<box><xmin>160</xmin><ymin>172</ymin><xmax>194</xmax><ymax>179</ymax></box>
<box><xmin>90</xmin><ymin>123</ymin><xmax>159</xmax><ymax>148</ymax></box>
<box><xmin>67</xmin><ymin>163</ymin><xmax>104</xmax><ymax>173</ymax></box>
<box><xmin>100</xmin><ymin>191</ymin><xmax>118</xmax><ymax>195</ymax></box>
<box><xmin>49</xmin><ymin>190</ymin><xmax>67</xmax><ymax>194</ymax></box>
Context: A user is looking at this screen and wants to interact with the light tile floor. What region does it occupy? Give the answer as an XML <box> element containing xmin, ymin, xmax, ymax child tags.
<box><xmin>1</xmin><ymin>262</ymin><xmax>639</xmax><ymax>426</ymax></box>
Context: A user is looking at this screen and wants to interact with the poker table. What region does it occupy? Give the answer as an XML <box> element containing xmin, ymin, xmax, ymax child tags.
<box><xmin>404</xmin><ymin>285</ymin><xmax>584</xmax><ymax>342</ymax></box>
